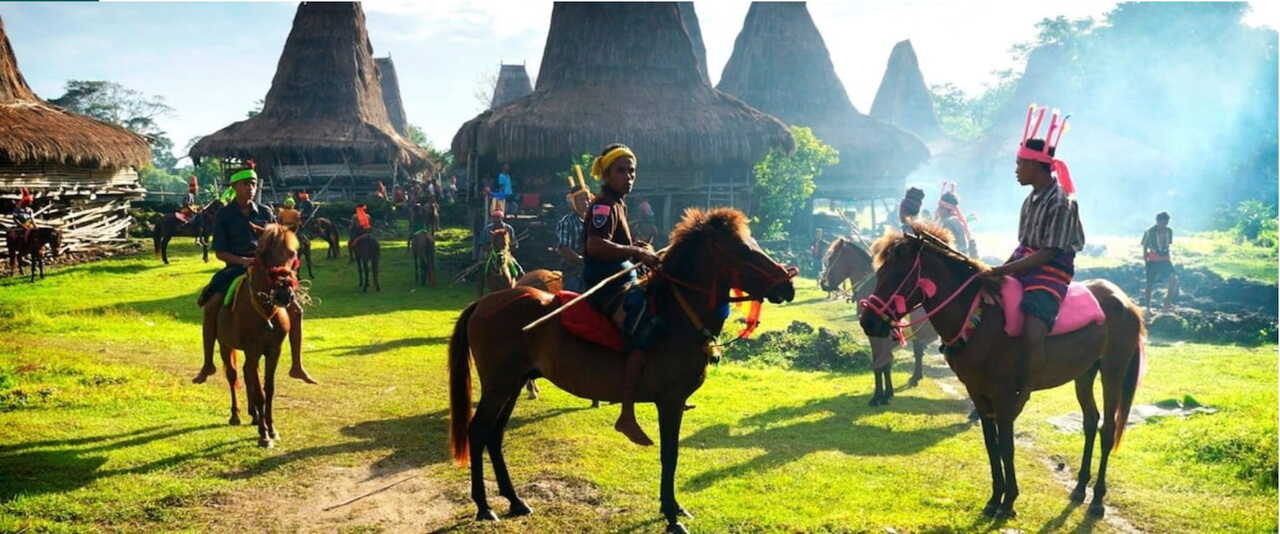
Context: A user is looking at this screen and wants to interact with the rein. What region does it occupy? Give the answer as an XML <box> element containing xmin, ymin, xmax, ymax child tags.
<box><xmin>243</xmin><ymin>258</ymin><xmax>300</xmax><ymax>330</ymax></box>
<box><xmin>655</xmin><ymin>240</ymin><xmax>792</xmax><ymax>343</ymax></box>
<box><xmin>859</xmin><ymin>241</ymin><xmax>983</xmax><ymax>346</ymax></box>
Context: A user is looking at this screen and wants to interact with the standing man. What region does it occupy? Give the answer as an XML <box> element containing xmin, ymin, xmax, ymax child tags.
<box><xmin>556</xmin><ymin>186</ymin><xmax>591</xmax><ymax>292</ymax></box>
<box><xmin>495</xmin><ymin>164</ymin><xmax>514</xmax><ymax>211</ymax></box>
<box><xmin>983</xmin><ymin>107</ymin><xmax>1083</xmax><ymax>399</ymax></box>
<box><xmin>583</xmin><ymin>143</ymin><xmax>663</xmax><ymax>446</ymax></box>
<box><xmin>193</xmin><ymin>167</ymin><xmax>315</xmax><ymax>385</ymax></box>
<box><xmin>1141</xmin><ymin>211</ymin><xmax>1178</xmax><ymax>310</ymax></box>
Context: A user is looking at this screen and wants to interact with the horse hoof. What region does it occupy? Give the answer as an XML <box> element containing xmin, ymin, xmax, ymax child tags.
<box><xmin>258</xmin><ymin>438</ymin><xmax>273</xmax><ymax>448</ymax></box>
<box><xmin>867</xmin><ymin>397</ymin><xmax>881</xmax><ymax>406</ymax></box>
<box><xmin>1088</xmin><ymin>503</ymin><xmax>1106</xmax><ymax>517</ymax></box>
<box><xmin>269</xmin><ymin>430</ymin><xmax>281</xmax><ymax>441</ymax></box>
<box><xmin>677</xmin><ymin>505</ymin><xmax>693</xmax><ymax>518</ymax></box>
<box><xmin>476</xmin><ymin>509</ymin><xmax>499</xmax><ymax>521</ymax></box>
<box><xmin>665</xmin><ymin>521</ymin><xmax>689</xmax><ymax>534</ymax></box>
<box><xmin>508</xmin><ymin>499</ymin><xmax>532</xmax><ymax>517</ymax></box>
<box><xmin>982</xmin><ymin>501</ymin><xmax>999</xmax><ymax>517</ymax></box>
<box><xmin>228</xmin><ymin>416</ymin><xmax>241</xmax><ymax>426</ymax></box>
<box><xmin>994</xmin><ymin>506</ymin><xmax>1016</xmax><ymax>519</ymax></box>
<box><xmin>1069</xmin><ymin>487</ymin><xmax>1087</xmax><ymax>503</ymax></box>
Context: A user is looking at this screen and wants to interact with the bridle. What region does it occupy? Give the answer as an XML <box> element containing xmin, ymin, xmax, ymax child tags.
<box><xmin>656</xmin><ymin>239</ymin><xmax>797</xmax><ymax>345</ymax></box>
<box><xmin>859</xmin><ymin>235</ymin><xmax>983</xmax><ymax>346</ymax></box>
<box><xmin>243</xmin><ymin>256</ymin><xmax>300</xmax><ymax>330</ymax></box>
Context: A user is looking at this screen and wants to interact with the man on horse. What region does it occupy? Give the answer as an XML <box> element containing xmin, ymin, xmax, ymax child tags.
<box><xmin>898</xmin><ymin>187</ymin><xmax>925</xmax><ymax>232</ymax></box>
<box><xmin>194</xmin><ymin>167</ymin><xmax>316</xmax><ymax>385</ymax></box>
<box><xmin>179</xmin><ymin>176</ymin><xmax>200</xmax><ymax>222</ymax></box>
<box><xmin>1141</xmin><ymin>211</ymin><xmax>1178</xmax><ymax>310</ymax></box>
<box><xmin>935</xmin><ymin>183</ymin><xmax>977</xmax><ymax>257</ymax></box>
<box><xmin>583</xmin><ymin>143</ymin><xmax>663</xmax><ymax>446</ymax></box>
<box><xmin>982</xmin><ymin>107</ymin><xmax>1084</xmax><ymax>399</ymax></box>
<box><xmin>556</xmin><ymin>187</ymin><xmax>590</xmax><ymax>292</ymax></box>
<box><xmin>297</xmin><ymin>191</ymin><xmax>316</xmax><ymax>221</ymax></box>
<box><xmin>350</xmin><ymin>203</ymin><xmax>372</xmax><ymax>240</ymax></box>
<box><xmin>277</xmin><ymin>195</ymin><xmax>302</xmax><ymax>233</ymax></box>
<box><xmin>9</xmin><ymin>187</ymin><xmax>35</xmax><ymax>244</ymax></box>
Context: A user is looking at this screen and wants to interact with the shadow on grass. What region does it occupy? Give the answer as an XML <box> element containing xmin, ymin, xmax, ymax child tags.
<box><xmin>312</xmin><ymin>336</ymin><xmax>448</xmax><ymax>357</ymax></box>
<box><xmin>231</xmin><ymin>409</ymin><xmax>451</xmax><ymax>481</ymax></box>
<box><xmin>1037</xmin><ymin>499</ymin><xmax>1103</xmax><ymax>533</ymax></box>
<box><xmin>681</xmin><ymin>392</ymin><xmax>971</xmax><ymax>491</ymax></box>
<box><xmin>0</xmin><ymin>423</ymin><xmax>226</xmax><ymax>501</ymax></box>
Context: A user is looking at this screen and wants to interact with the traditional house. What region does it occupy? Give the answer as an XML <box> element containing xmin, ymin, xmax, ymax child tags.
<box><xmin>0</xmin><ymin>16</ymin><xmax>151</xmax><ymax>257</ymax></box>
<box><xmin>870</xmin><ymin>40</ymin><xmax>945</xmax><ymax>143</ymax></box>
<box><xmin>490</xmin><ymin>64</ymin><xmax>533</xmax><ymax>110</ymax></box>
<box><xmin>190</xmin><ymin>2</ymin><xmax>429</xmax><ymax>201</ymax></box>
<box><xmin>376</xmin><ymin>56</ymin><xmax>409</xmax><ymax>137</ymax></box>
<box><xmin>452</xmin><ymin>2</ymin><xmax>792</xmax><ymax>230</ymax></box>
<box><xmin>717</xmin><ymin>2</ymin><xmax>929</xmax><ymax>208</ymax></box>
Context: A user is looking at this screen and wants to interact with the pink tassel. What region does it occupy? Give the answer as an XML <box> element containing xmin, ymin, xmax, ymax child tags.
<box><xmin>1054</xmin><ymin>160</ymin><xmax>1075</xmax><ymax>195</ymax></box>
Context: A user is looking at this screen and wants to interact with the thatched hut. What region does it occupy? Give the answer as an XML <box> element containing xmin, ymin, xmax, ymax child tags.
<box><xmin>717</xmin><ymin>2</ymin><xmax>929</xmax><ymax>204</ymax></box>
<box><xmin>0</xmin><ymin>16</ymin><xmax>151</xmax><ymax>257</ymax></box>
<box><xmin>490</xmin><ymin>64</ymin><xmax>533</xmax><ymax>109</ymax></box>
<box><xmin>452</xmin><ymin>2</ymin><xmax>792</xmax><ymax>229</ymax></box>
<box><xmin>870</xmin><ymin>40</ymin><xmax>944</xmax><ymax>143</ymax></box>
<box><xmin>678</xmin><ymin>2</ymin><xmax>710</xmax><ymax>84</ymax></box>
<box><xmin>376</xmin><ymin>56</ymin><xmax>409</xmax><ymax>137</ymax></box>
<box><xmin>190</xmin><ymin>2</ymin><xmax>428</xmax><ymax>201</ymax></box>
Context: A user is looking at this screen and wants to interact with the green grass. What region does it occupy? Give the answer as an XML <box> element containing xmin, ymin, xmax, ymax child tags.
<box><xmin>1075</xmin><ymin>231</ymin><xmax>1277</xmax><ymax>284</ymax></box>
<box><xmin>0</xmin><ymin>234</ymin><xmax>1275</xmax><ymax>533</ymax></box>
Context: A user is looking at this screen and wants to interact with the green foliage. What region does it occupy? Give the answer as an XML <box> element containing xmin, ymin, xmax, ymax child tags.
<box><xmin>246</xmin><ymin>98</ymin><xmax>264</xmax><ymax>119</ymax></box>
<box><xmin>407</xmin><ymin>123</ymin><xmax>454</xmax><ymax>169</ymax></box>
<box><xmin>929</xmin><ymin>74</ymin><xmax>1019</xmax><ymax>142</ymax></box>
<box><xmin>723</xmin><ymin>321</ymin><xmax>869</xmax><ymax>372</ymax></box>
<box><xmin>1212</xmin><ymin>200</ymin><xmax>1279</xmax><ymax>247</ymax></box>
<box><xmin>48</xmin><ymin>80</ymin><xmax>176</xmax><ymax>170</ymax></box>
<box><xmin>751</xmin><ymin>127</ymin><xmax>837</xmax><ymax>240</ymax></box>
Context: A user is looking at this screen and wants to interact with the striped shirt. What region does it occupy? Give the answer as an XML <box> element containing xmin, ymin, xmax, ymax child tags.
<box><xmin>556</xmin><ymin>212</ymin><xmax>584</xmax><ymax>254</ymax></box>
<box><xmin>1017</xmin><ymin>182</ymin><xmax>1085</xmax><ymax>252</ymax></box>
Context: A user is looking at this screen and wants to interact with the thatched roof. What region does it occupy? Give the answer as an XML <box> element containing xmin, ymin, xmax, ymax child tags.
<box><xmin>0</xmin><ymin>17</ymin><xmax>150</xmax><ymax>169</ymax></box>
<box><xmin>716</xmin><ymin>2</ymin><xmax>928</xmax><ymax>196</ymax></box>
<box><xmin>453</xmin><ymin>2</ymin><xmax>792</xmax><ymax>171</ymax></box>
<box><xmin>190</xmin><ymin>2</ymin><xmax>428</xmax><ymax>171</ymax></box>
<box><xmin>678</xmin><ymin>2</ymin><xmax>710</xmax><ymax>84</ymax></box>
<box><xmin>490</xmin><ymin>64</ymin><xmax>533</xmax><ymax>109</ymax></box>
<box><xmin>870</xmin><ymin>40</ymin><xmax>944</xmax><ymax>142</ymax></box>
<box><xmin>376</xmin><ymin>56</ymin><xmax>408</xmax><ymax>137</ymax></box>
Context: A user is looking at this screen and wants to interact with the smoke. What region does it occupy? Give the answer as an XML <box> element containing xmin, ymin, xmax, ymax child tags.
<box><xmin>912</xmin><ymin>3</ymin><xmax>1278</xmax><ymax>239</ymax></box>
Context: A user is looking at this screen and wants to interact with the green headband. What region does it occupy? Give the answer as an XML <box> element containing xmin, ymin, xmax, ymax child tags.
<box><xmin>230</xmin><ymin>169</ymin><xmax>258</xmax><ymax>184</ymax></box>
<box><xmin>283</xmin><ymin>197</ymin><xmax>296</xmax><ymax>207</ymax></box>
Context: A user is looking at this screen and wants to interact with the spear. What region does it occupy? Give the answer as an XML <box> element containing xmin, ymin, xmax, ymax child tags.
<box><xmin>521</xmin><ymin>245</ymin><xmax>667</xmax><ymax>332</ymax></box>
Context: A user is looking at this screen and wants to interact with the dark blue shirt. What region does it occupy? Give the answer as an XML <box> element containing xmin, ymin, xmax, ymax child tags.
<box><xmin>212</xmin><ymin>201</ymin><xmax>275</xmax><ymax>257</ymax></box>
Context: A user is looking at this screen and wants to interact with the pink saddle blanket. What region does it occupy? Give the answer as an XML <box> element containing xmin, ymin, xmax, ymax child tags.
<box><xmin>1001</xmin><ymin>278</ymin><xmax>1105</xmax><ymax>337</ymax></box>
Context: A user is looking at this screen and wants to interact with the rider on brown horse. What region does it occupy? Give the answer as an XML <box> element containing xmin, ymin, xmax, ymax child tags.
<box><xmin>9</xmin><ymin>187</ymin><xmax>35</xmax><ymax>244</ymax></box>
<box><xmin>584</xmin><ymin>143</ymin><xmax>664</xmax><ymax>446</ymax></box>
<box><xmin>277</xmin><ymin>196</ymin><xmax>302</xmax><ymax>233</ymax></box>
<box><xmin>982</xmin><ymin>107</ymin><xmax>1084</xmax><ymax>399</ymax></box>
<box><xmin>194</xmin><ymin>167</ymin><xmax>316</xmax><ymax>386</ymax></box>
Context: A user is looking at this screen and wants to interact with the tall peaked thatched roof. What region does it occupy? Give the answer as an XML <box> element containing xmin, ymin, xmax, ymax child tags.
<box><xmin>0</xmin><ymin>17</ymin><xmax>150</xmax><ymax>169</ymax></box>
<box><xmin>717</xmin><ymin>2</ymin><xmax>928</xmax><ymax>196</ymax></box>
<box><xmin>870</xmin><ymin>40</ymin><xmax>943</xmax><ymax>142</ymax></box>
<box><xmin>190</xmin><ymin>2</ymin><xmax>427</xmax><ymax>171</ymax></box>
<box><xmin>453</xmin><ymin>2</ymin><xmax>792</xmax><ymax>171</ymax></box>
<box><xmin>490</xmin><ymin>64</ymin><xmax>533</xmax><ymax>109</ymax></box>
<box><xmin>375</xmin><ymin>56</ymin><xmax>408</xmax><ymax>137</ymax></box>
<box><xmin>678</xmin><ymin>2</ymin><xmax>709</xmax><ymax>84</ymax></box>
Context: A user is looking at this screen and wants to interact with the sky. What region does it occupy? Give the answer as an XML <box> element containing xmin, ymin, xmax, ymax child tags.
<box><xmin>1</xmin><ymin>1</ymin><xmax>1275</xmax><ymax>164</ymax></box>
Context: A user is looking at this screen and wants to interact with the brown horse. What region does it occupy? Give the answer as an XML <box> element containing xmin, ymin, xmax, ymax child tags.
<box><xmin>409</xmin><ymin>201</ymin><xmax>440</xmax><ymax>235</ymax></box>
<box><xmin>859</xmin><ymin>221</ymin><xmax>1145</xmax><ymax>519</ymax></box>
<box><xmin>215</xmin><ymin>224</ymin><xmax>300</xmax><ymax>448</ymax></box>
<box><xmin>819</xmin><ymin>237</ymin><xmax>938</xmax><ymax>405</ymax></box>
<box><xmin>448</xmin><ymin>208</ymin><xmax>795</xmax><ymax>533</ymax></box>
<box><xmin>350</xmin><ymin>233</ymin><xmax>380</xmax><ymax>292</ymax></box>
<box><xmin>304</xmin><ymin>217</ymin><xmax>341</xmax><ymax>259</ymax></box>
<box><xmin>6</xmin><ymin>227</ymin><xmax>62</xmax><ymax>282</ymax></box>
<box><xmin>296</xmin><ymin>232</ymin><xmax>315</xmax><ymax>279</ymax></box>
<box><xmin>478</xmin><ymin>229</ymin><xmax>519</xmax><ymax>296</ymax></box>
<box><xmin>512</xmin><ymin>269</ymin><xmax>564</xmax><ymax>400</ymax></box>
<box><xmin>154</xmin><ymin>201</ymin><xmax>220</xmax><ymax>264</ymax></box>
<box><xmin>410</xmin><ymin>230</ymin><xmax>437</xmax><ymax>287</ymax></box>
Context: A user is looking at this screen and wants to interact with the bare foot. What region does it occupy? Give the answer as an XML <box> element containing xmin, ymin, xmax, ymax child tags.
<box><xmin>289</xmin><ymin>366</ymin><xmax>319</xmax><ymax>384</ymax></box>
<box><xmin>192</xmin><ymin>364</ymin><xmax>217</xmax><ymax>384</ymax></box>
<box><xmin>614</xmin><ymin>418</ymin><xmax>653</xmax><ymax>446</ymax></box>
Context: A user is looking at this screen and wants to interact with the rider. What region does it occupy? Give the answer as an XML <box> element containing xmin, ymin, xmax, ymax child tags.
<box><xmin>297</xmin><ymin>191</ymin><xmax>316</xmax><ymax>220</ymax></box>
<box><xmin>11</xmin><ymin>188</ymin><xmax>35</xmax><ymax>242</ymax></box>
<box><xmin>898</xmin><ymin>187</ymin><xmax>925</xmax><ymax>232</ymax></box>
<box><xmin>983</xmin><ymin>108</ymin><xmax>1084</xmax><ymax>399</ymax></box>
<box><xmin>350</xmin><ymin>203</ymin><xmax>372</xmax><ymax>243</ymax></box>
<box><xmin>180</xmin><ymin>176</ymin><xmax>200</xmax><ymax>221</ymax></box>
<box><xmin>193</xmin><ymin>167</ymin><xmax>316</xmax><ymax>385</ymax></box>
<box><xmin>583</xmin><ymin>143</ymin><xmax>663</xmax><ymax>446</ymax></box>
<box><xmin>935</xmin><ymin>183</ymin><xmax>977</xmax><ymax>257</ymax></box>
<box><xmin>277</xmin><ymin>196</ymin><xmax>302</xmax><ymax>233</ymax></box>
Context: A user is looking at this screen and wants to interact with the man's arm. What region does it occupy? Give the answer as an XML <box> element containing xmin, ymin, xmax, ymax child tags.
<box><xmin>988</xmin><ymin>248</ymin><xmax>1056</xmax><ymax>277</ymax></box>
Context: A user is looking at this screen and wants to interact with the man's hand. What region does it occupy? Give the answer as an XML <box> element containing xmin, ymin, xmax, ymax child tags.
<box><xmin>633</xmin><ymin>246</ymin><xmax>661</xmax><ymax>267</ymax></box>
<box><xmin>241</xmin><ymin>256</ymin><xmax>256</xmax><ymax>268</ymax></box>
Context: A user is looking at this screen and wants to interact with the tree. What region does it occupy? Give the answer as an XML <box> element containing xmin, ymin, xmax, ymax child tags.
<box><xmin>48</xmin><ymin>80</ymin><xmax>176</xmax><ymax>171</ymax></box>
<box><xmin>407</xmin><ymin>124</ymin><xmax>455</xmax><ymax>170</ymax></box>
<box><xmin>751</xmin><ymin>126</ymin><xmax>838</xmax><ymax>240</ymax></box>
<box><xmin>246</xmin><ymin>98</ymin><xmax>265</xmax><ymax>119</ymax></box>
<box><xmin>473</xmin><ymin>70</ymin><xmax>499</xmax><ymax>112</ymax></box>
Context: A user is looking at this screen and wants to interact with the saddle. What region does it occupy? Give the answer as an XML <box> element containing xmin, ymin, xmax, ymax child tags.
<box><xmin>554</xmin><ymin>291</ymin><xmax>624</xmax><ymax>352</ymax></box>
<box><xmin>1000</xmin><ymin>277</ymin><xmax>1105</xmax><ymax>337</ymax></box>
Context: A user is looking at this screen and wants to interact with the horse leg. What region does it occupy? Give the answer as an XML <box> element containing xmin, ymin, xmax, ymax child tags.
<box><xmin>490</xmin><ymin>391</ymin><xmax>532</xmax><ymax>517</ymax></box>
<box><xmin>869</xmin><ymin>368</ymin><xmax>883</xmax><ymax>406</ymax></box>
<box><xmin>995</xmin><ymin>418</ymin><xmax>1019</xmax><ymax>518</ymax></box>
<box><xmin>908</xmin><ymin>341</ymin><xmax>925</xmax><ymax>386</ymax></box>
<box><xmin>221</xmin><ymin>346</ymin><xmax>241</xmax><ymax>425</ymax></box>
<box><xmin>979</xmin><ymin>415</ymin><xmax>1005</xmax><ymax>517</ymax></box>
<box><xmin>160</xmin><ymin>234</ymin><xmax>171</xmax><ymax>264</ymax></box>
<box><xmin>658</xmin><ymin>399</ymin><xmax>691</xmax><ymax>534</ymax></box>
<box><xmin>469</xmin><ymin>390</ymin><xmax>514</xmax><ymax>521</ymax></box>
<box><xmin>243</xmin><ymin>354</ymin><xmax>263</xmax><ymax>430</ymax></box>
<box><xmin>372</xmin><ymin>253</ymin><xmax>381</xmax><ymax>291</ymax></box>
<box><xmin>1090</xmin><ymin>359</ymin><xmax>1125</xmax><ymax>517</ymax></box>
<box><xmin>305</xmin><ymin>249</ymin><xmax>314</xmax><ymax>279</ymax></box>
<box><xmin>263</xmin><ymin>347</ymin><xmax>281</xmax><ymax>441</ymax></box>
<box><xmin>883</xmin><ymin>363</ymin><xmax>895</xmax><ymax>402</ymax></box>
<box><xmin>1071</xmin><ymin>363</ymin><xmax>1101</xmax><ymax>502</ymax></box>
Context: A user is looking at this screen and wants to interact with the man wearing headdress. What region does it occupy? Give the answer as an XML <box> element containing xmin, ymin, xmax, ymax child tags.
<box><xmin>9</xmin><ymin>188</ymin><xmax>36</xmax><ymax>244</ymax></box>
<box><xmin>296</xmin><ymin>191</ymin><xmax>316</xmax><ymax>221</ymax></box>
<box><xmin>1141</xmin><ymin>211</ymin><xmax>1178</xmax><ymax>309</ymax></box>
<box><xmin>983</xmin><ymin>107</ymin><xmax>1084</xmax><ymax>399</ymax></box>
<box><xmin>899</xmin><ymin>187</ymin><xmax>925</xmax><ymax>232</ymax></box>
<box><xmin>180</xmin><ymin>176</ymin><xmax>200</xmax><ymax>221</ymax></box>
<box><xmin>935</xmin><ymin>185</ymin><xmax>978</xmax><ymax>257</ymax></box>
<box><xmin>583</xmin><ymin>143</ymin><xmax>663</xmax><ymax>446</ymax></box>
<box><xmin>193</xmin><ymin>167</ymin><xmax>316</xmax><ymax>385</ymax></box>
<box><xmin>277</xmin><ymin>195</ymin><xmax>302</xmax><ymax>233</ymax></box>
<box><xmin>350</xmin><ymin>203</ymin><xmax>372</xmax><ymax>243</ymax></box>
<box><xmin>556</xmin><ymin>186</ymin><xmax>591</xmax><ymax>292</ymax></box>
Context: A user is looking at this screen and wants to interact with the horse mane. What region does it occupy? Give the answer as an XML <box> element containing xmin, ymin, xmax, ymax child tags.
<box><xmin>871</xmin><ymin>220</ymin><xmax>997</xmax><ymax>291</ymax></box>
<box><xmin>256</xmin><ymin>224</ymin><xmax>298</xmax><ymax>257</ymax></box>
<box><xmin>652</xmin><ymin>207</ymin><xmax>749</xmax><ymax>285</ymax></box>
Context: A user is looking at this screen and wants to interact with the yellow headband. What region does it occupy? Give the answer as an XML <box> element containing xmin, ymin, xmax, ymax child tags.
<box><xmin>589</xmin><ymin>146</ymin><xmax>637</xmax><ymax>180</ymax></box>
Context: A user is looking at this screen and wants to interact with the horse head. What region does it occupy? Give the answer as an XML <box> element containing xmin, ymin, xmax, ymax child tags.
<box><xmin>663</xmin><ymin>208</ymin><xmax>795</xmax><ymax>305</ymax></box>
<box><xmin>255</xmin><ymin>224</ymin><xmax>300</xmax><ymax>307</ymax></box>
<box><xmin>41</xmin><ymin>228</ymin><xmax>62</xmax><ymax>256</ymax></box>
<box><xmin>819</xmin><ymin>237</ymin><xmax>873</xmax><ymax>293</ymax></box>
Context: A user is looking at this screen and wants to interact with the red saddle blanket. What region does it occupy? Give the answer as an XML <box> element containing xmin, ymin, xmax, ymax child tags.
<box><xmin>1001</xmin><ymin>277</ymin><xmax>1105</xmax><ymax>337</ymax></box>
<box><xmin>554</xmin><ymin>291</ymin><xmax>624</xmax><ymax>352</ymax></box>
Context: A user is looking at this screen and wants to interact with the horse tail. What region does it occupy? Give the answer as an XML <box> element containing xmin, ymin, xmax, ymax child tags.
<box><xmin>449</xmin><ymin>302</ymin><xmax>477</xmax><ymax>466</ymax></box>
<box><xmin>1114</xmin><ymin>309</ymin><xmax>1147</xmax><ymax>450</ymax></box>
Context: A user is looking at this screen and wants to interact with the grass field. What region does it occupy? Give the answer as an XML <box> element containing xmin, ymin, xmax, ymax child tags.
<box><xmin>1</xmin><ymin>234</ymin><xmax>1275</xmax><ymax>533</ymax></box>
